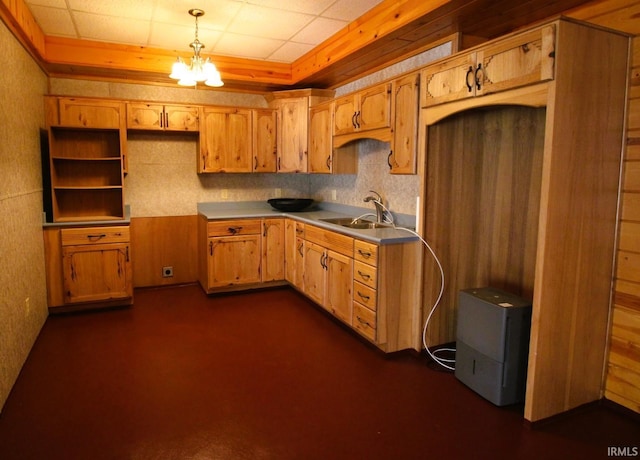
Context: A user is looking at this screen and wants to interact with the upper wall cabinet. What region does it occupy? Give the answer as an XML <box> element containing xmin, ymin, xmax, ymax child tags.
<box><xmin>252</xmin><ymin>109</ymin><xmax>277</xmax><ymax>172</ymax></box>
<box><xmin>389</xmin><ymin>73</ymin><xmax>420</xmax><ymax>175</ymax></box>
<box><xmin>127</xmin><ymin>103</ymin><xmax>199</xmax><ymax>131</ymax></box>
<box><xmin>421</xmin><ymin>25</ymin><xmax>555</xmax><ymax>107</ymax></box>
<box><xmin>199</xmin><ymin>107</ymin><xmax>252</xmax><ymax>173</ymax></box>
<box><xmin>333</xmin><ymin>83</ymin><xmax>391</xmax><ymax>136</ymax></box>
<box><xmin>309</xmin><ymin>101</ymin><xmax>357</xmax><ymax>174</ymax></box>
<box><xmin>54</xmin><ymin>97</ymin><xmax>124</xmax><ymax>129</ymax></box>
<box><xmin>267</xmin><ymin>89</ymin><xmax>334</xmax><ymax>173</ymax></box>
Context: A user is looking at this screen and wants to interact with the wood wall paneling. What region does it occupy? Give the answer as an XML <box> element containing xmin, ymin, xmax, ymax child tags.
<box><xmin>423</xmin><ymin>106</ymin><xmax>545</xmax><ymax>346</ymax></box>
<box><xmin>130</xmin><ymin>216</ymin><xmax>198</xmax><ymax>287</ymax></box>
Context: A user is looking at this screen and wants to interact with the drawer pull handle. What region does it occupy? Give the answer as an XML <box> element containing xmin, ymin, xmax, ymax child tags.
<box><xmin>357</xmin><ymin>291</ymin><xmax>370</xmax><ymax>302</ymax></box>
<box><xmin>356</xmin><ymin>316</ymin><xmax>373</xmax><ymax>328</ymax></box>
<box><xmin>357</xmin><ymin>270</ymin><xmax>371</xmax><ymax>281</ymax></box>
<box><xmin>87</xmin><ymin>233</ymin><xmax>106</xmax><ymax>241</ymax></box>
<box><xmin>357</xmin><ymin>249</ymin><xmax>372</xmax><ymax>258</ymax></box>
<box><xmin>228</xmin><ymin>226</ymin><xmax>243</xmax><ymax>235</ymax></box>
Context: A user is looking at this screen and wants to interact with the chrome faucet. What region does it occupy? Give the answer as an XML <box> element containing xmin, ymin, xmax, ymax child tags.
<box><xmin>363</xmin><ymin>190</ymin><xmax>386</xmax><ymax>223</ymax></box>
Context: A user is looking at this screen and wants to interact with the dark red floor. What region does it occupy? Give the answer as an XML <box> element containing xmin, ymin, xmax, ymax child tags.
<box><xmin>0</xmin><ymin>284</ymin><xmax>637</xmax><ymax>459</ymax></box>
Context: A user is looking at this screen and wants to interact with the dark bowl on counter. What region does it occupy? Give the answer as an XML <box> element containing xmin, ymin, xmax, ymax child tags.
<box><xmin>267</xmin><ymin>198</ymin><xmax>314</xmax><ymax>212</ymax></box>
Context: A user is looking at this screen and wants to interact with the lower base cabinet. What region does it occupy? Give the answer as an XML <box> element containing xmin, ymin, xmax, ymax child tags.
<box><xmin>198</xmin><ymin>216</ymin><xmax>286</xmax><ymax>293</ymax></box>
<box><xmin>43</xmin><ymin>225</ymin><xmax>133</xmax><ymax>309</ymax></box>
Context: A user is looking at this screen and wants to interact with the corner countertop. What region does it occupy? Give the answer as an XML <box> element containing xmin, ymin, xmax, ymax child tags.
<box><xmin>197</xmin><ymin>201</ymin><xmax>419</xmax><ymax>244</ymax></box>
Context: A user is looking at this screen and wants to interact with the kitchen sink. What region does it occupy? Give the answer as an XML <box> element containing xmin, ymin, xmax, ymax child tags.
<box><xmin>320</xmin><ymin>217</ymin><xmax>391</xmax><ymax>229</ymax></box>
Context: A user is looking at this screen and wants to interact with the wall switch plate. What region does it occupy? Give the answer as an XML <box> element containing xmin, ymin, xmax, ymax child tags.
<box><xmin>331</xmin><ymin>189</ymin><xmax>337</xmax><ymax>201</ymax></box>
<box><xmin>275</xmin><ymin>188</ymin><xmax>282</xmax><ymax>198</ymax></box>
<box><xmin>162</xmin><ymin>266</ymin><xmax>173</xmax><ymax>278</ymax></box>
<box><xmin>221</xmin><ymin>189</ymin><xmax>228</xmax><ymax>200</ymax></box>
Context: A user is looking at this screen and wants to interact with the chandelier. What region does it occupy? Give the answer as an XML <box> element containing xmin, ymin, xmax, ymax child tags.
<box><xmin>169</xmin><ymin>9</ymin><xmax>223</xmax><ymax>87</ymax></box>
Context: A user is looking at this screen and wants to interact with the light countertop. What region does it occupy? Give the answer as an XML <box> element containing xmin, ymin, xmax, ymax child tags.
<box><xmin>197</xmin><ymin>201</ymin><xmax>419</xmax><ymax>244</ymax></box>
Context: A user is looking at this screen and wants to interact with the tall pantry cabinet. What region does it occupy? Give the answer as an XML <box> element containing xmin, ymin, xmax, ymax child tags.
<box><xmin>418</xmin><ymin>18</ymin><xmax>630</xmax><ymax>422</ymax></box>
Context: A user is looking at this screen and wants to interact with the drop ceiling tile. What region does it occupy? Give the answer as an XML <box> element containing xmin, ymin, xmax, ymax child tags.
<box><xmin>67</xmin><ymin>0</ymin><xmax>154</xmax><ymax>20</ymax></box>
<box><xmin>153</xmin><ymin>0</ymin><xmax>242</xmax><ymax>30</ymax></box>
<box><xmin>268</xmin><ymin>42</ymin><xmax>314</xmax><ymax>62</ymax></box>
<box><xmin>244</xmin><ymin>0</ymin><xmax>338</xmax><ymax>16</ymax></box>
<box><xmin>214</xmin><ymin>33</ymin><xmax>284</xmax><ymax>60</ymax></box>
<box><xmin>149</xmin><ymin>22</ymin><xmax>222</xmax><ymax>53</ymax></box>
<box><xmin>323</xmin><ymin>0</ymin><xmax>384</xmax><ymax>21</ymax></box>
<box><xmin>28</xmin><ymin>5</ymin><xmax>75</xmax><ymax>37</ymax></box>
<box><xmin>227</xmin><ymin>4</ymin><xmax>314</xmax><ymax>41</ymax></box>
<box><xmin>73</xmin><ymin>12</ymin><xmax>151</xmax><ymax>44</ymax></box>
<box><xmin>291</xmin><ymin>17</ymin><xmax>347</xmax><ymax>45</ymax></box>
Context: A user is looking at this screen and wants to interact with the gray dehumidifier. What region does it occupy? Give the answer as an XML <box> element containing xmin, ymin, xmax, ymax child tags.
<box><xmin>454</xmin><ymin>287</ymin><xmax>532</xmax><ymax>406</ymax></box>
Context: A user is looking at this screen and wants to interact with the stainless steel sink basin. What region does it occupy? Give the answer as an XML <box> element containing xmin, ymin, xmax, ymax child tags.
<box><xmin>320</xmin><ymin>217</ymin><xmax>391</xmax><ymax>229</ymax></box>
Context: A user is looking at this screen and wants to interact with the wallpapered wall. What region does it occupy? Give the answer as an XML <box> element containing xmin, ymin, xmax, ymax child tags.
<box><xmin>0</xmin><ymin>22</ymin><xmax>49</xmax><ymax>410</ymax></box>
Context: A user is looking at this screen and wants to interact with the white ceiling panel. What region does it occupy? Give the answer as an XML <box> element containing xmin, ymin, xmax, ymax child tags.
<box><xmin>24</xmin><ymin>0</ymin><xmax>386</xmax><ymax>63</ymax></box>
<box><xmin>73</xmin><ymin>12</ymin><xmax>151</xmax><ymax>44</ymax></box>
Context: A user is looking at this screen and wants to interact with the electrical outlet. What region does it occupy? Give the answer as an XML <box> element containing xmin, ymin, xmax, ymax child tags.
<box><xmin>275</xmin><ymin>188</ymin><xmax>282</xmax><ymax>198</ymax></box>
<box><xmin>162</xmin><ymin>266</ymin><xmax>174</xmax><ymax>278</ymax></box>
<box><xmin>331</xmin><ymin>189</ymin><xmax>337</xmax><ymax>201</ymax></box>
<box><xmin>221</xmin><ymin>189</ymin><xmax>228</xmax><ymax>200</ymax></box>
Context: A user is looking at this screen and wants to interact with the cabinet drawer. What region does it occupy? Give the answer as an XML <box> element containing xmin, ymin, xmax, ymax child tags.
<box><xmin>207</xmin><ymin>220</ymin><xmax>261</xmax><ymax>237</ymax></box>
<box><xmin>354</xmin><ymin>261</ymin><xmax>377</xmax><ymax>289</ymax></box>
<box><xmin>353</xmin><ymin>302</ymin><xmax>376</xmax><ymax>341</ymax></box>
<box><xmin>353</xmin><ymin>281</ymin><xmax>377</xmax><ymax>311</ymax></box>
<box><xmin>305</xmin><ymin>224</ymin><xmax>353</xmax><ymax>257</ymax></box>
<box><xmin>354</xmin><ymin>240</ymin><xmax>378</xmax><ymax>266</ymax></box>
<box><xmin>61</xmin><ymin>226</ymin><xmax>130</xmax><ymax>246</ymax></box>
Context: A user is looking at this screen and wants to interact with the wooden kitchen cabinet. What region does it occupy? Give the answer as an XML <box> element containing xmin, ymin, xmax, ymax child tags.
<box><xmin>333</xmin><ymin>83</ymin><xmax>391</xmax><ymax>136</ymax></box>
<box><xmin>252</xmin><ymin>109</ymin><xmax>277</xmax><ymax>172</ymax></box>
<box><xmin>45</xmin><ymin>96</ymin><xmax>126</xmax><ymax>222</ymax></box>
<box><xmin>308</xmin><ymin>101</ymin><xmax>357</xmax><ymax>174</ymax></box>
<box><xmin>389</xmin><ymin>73</ymin><xmax>420</xmax><ymax>174</ymax></box>
<box><xmin>421</xmin><ymin>24</ymin><xmax>555</xmax><ymax>107</ymax></box>
<box><xmin>284</xmin><ymin>219</ymin><xmax>304</xmax><ymax>289</ymax></box>
<box><xmin>262</xmin><ymin>218</ymin><xmax>285</xmax><ymax>282</ymax></box>
<box><xmin>199</xmin><ymin>107</ymin><xmax>252</xmax><ymax>173</ymax></box>
<box><xmin>43</xmin><ymin>225</ymin><xmax>133</xmax><ymax>309</ymax></box>
<box><xmin>198</xmin><ymin>216</ymin><xmax>288</xmax><ymax>293</ymax></box>
<box><xmin>419</xmin><ymin>18</ymin><xmax>629</xmax><ymax>421</ymax></box>
<box><xmin>56</xmin><ymin>97</ymin><xmax>124</xmax><ymax>129</ymax></box>
<box><xmin>200</xmin><ymin>219</ymin><xmax>262</xmax><ymax>289</ymax></box>
<box><xmin>303</xmin><ymin>225</ymin><xmax>354</xmax><ymax>323</ymax></box>
<box><xmin>127</xmin><ymin>103</ymin><xmax>199</xmax><ymax>131</ymax></box>
<box><xmin>267</xmin><ymin>89</ymin><xmax>334</xmax><ymax>173</ymax></box>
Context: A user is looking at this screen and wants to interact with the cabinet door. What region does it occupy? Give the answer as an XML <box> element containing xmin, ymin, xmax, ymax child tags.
<box><xmin>58</xmin><ymin>98</ymin><xmax>123</xmax><ymax>129</ymax></box>
<box><xmin>207</xmin><ymin>235</ymin><xmax>261</xmax><ymax>288</ymax></box>
<box><xmin>390</xmin><ymin>73</ymin><xmax>419</xmax><ymax>174</ymax></box>
<box><xmin>277</xmin><ymin>97</ymin><xmax>308</xmax><ymax>172</ymax></box>
<box><xmin>303</xmin><ymin>241</ymin><xmax>326</xmax><ymax>306</ymax></box>
<box><xmin>325</xmin><ymin>250</ymin><xmax>353</xmax><ymax>324</ymax></box>
<box><xmin>127</xmin><ymin>103</ymin><xmax>164</xmax><ymax>130</ymax></box>
<box><xmin>333</xmin><ymin>95</ymin><xmax>358</xmax><ymax>136</ymax></box>
<box><xmin>358</xmin><ymin>83</ymin><xmax>391</xmax><ymax>132</ymax></box>
<box><xmin>164</xmin><ymin>105</ymin><xmax>199</xmax><ymax>131</ymax></box>
<box><xmin>200</xmin><ymin>108</ymin><xmax>252</xmax><ymax>172</ymax></box>
<box><xmin>62</xmin><ymin>242</ymin><xmax>132</xmax><ymax>304</ymax></box>
<box><xmin>262</xmin><ymin>218</ymin><xmax>284</xmax><ymax>282</ymax></box>
<box><xmin>476</xmin><ymin>25</ymin><xmax>555</xmax><ymax>96</ymax></box>
<box><xmin>253</xmin><ymin>109</ymin><xmax>277</xmax><ymax>172</ymax></box>
<box><xmin>421</xmin><ymin>53</ymin><xmax>477</xmax><ymax>107</ymax></box>
<box><xmin>308</xmin><ymin>104</ymin><xmax>333</xmax><ymax>173</ymax></box>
